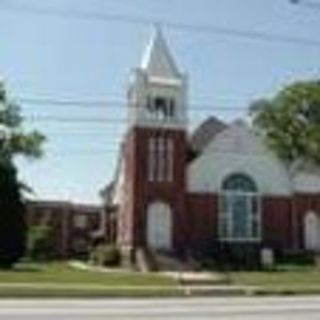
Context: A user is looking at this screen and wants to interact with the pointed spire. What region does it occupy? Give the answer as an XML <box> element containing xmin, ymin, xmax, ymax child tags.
<box><xmin>140</xmin><ymin>26</ymin><xmax>180</xmax><ymax>78</ymax></box>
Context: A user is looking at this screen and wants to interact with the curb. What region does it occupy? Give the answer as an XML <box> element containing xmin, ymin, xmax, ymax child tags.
<box><xmin>0</xmin><ymin>284</ymin><xmax>320</xmax><ymax>298</ymax></box>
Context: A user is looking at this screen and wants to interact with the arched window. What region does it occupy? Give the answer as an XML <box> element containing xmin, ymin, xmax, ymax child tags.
<box><xmin>219</xmin><ymin>173</ymin><xmax>261</xmax><ymax>241</ymax></box>
<box><xmin>145</xmin><ymin>96</ymin><xmax>176</xmax><ymax>121</ymax></box>
<box><xmin>154</xmin><ymin>97</ymin><xmax>167</xmax><ymax>120</ymax></box>
<box><xmin>147</xmin><ymin>201</ymin><xmax>172</xmax><ymax>250</ymax></box>
<box><xmin>222</xmin><ymin>173</ymin><xmax>257</xmax><ymax>192</ymax></box>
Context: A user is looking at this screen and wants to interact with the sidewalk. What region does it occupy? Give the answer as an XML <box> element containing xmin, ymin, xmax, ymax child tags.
<box><xmin>0</xmin><ymin>282</ymin><xmax>256</xmax><ymax>296</ymax></box>
<box><xmin>68</xmin><ymin>260</ymin><xmax>131</xmax><ymax>273</ymax></box>
<box><xmin>69</xmin><ymin>260</ymin><xmax>229</xmax><ymax>284</ymax></box>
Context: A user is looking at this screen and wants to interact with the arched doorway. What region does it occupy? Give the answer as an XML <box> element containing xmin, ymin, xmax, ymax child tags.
<box><xmin>304</xmin><ymin>211</ymin><xmax>320</xmax><ymax>252</ymax></box>
<box><xmin>146</xmin><ymin>201</ymin><xmax>172</xmax><ymax>250</ymax></box>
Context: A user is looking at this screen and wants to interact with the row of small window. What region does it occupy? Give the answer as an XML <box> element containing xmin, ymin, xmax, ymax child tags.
<box><xmin>148</xmin><ymin>137</ymin><xmax>174</xmax><ymax>182</ymax></box>
<box><xmin>32</xmin><ymin>211</ymin><xmax>88</xmax><ymax>229</ymax></box>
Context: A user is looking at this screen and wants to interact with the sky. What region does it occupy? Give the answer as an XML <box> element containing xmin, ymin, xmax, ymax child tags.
<box><xmin>0</xmin><ymin>0</ymin><xmax>319</xmax><ymax>204</ymax></box>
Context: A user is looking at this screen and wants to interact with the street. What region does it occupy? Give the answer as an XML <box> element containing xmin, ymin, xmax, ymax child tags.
<box><xmin>0</xmin><ymin>296</ymin><xmax>320</xmax><ymax>319</ymax></box>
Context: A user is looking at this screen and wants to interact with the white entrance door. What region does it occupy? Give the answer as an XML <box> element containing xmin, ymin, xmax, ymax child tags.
<box><xmin>147</xmin><ymin>202</ymin><xmax>172</xmax><ymax>250</ymax></box>
<box><xmin>304</xmin><ymin>211</ymin><xmax>320</xmax><ymax>252</ymax></box>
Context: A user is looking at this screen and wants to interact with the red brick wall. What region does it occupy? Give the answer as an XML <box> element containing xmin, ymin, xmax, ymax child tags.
<box><xmin>292</xmin><ymin>194</ymin><xmax>320</xmax><ymax>249</ymax></box>
<box><xmin>26</xmin><ymin>201</ymin><xmax>101</xmax><ymax>257</ymax></box>
<box><xmin>186</xmin><ymin>193</ymin><xmax>218</xmax><ymax>252</ymax></box>
<box><xmin>261</xmin><ymin>197</ymin><xmax>292</xmax><ymax>250</ymax></box>
<box><xmin>121</xmin><ymin>127</ymin><xmax>188</xmax><ymax>252</ymax></box>
<box><xmin>186</xmin><ymin>194</ymin><xmax>295</xmax><ymax>254</ymax></box>
<box><xmin>26</xmin><ymin>204</ymin><xmax>68</xmax><ymax>256</ymax></box>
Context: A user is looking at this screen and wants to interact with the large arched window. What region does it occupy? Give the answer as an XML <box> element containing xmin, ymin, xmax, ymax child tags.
<box><xmin>219</xmin><ymin>173</ymin><xmax>261</xmax><ymax>241</ymax></box>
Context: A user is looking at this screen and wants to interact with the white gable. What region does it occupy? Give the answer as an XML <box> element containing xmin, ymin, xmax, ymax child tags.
<box><xmin>292</xmin><ymin>168</ymin><xmax>320</xmax><ymax>194</ymax></box>
<box><xmin>188</xmin><ymin>121</ymin><xmax>292</xmax><ymax>196</ymax></box>
<box><xmin>141</xmin><ymin>28</ymin><xmax>180</xmax><ymax>79</ymax></box>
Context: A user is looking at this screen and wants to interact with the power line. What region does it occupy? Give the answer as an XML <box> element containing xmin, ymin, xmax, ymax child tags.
<box><xmin>46</xmin><ymin>149</ymin><xmax>119</xmax><ymax>155</ymax></box>
<box><xmin>289</xmin><ymin>0</ymin><xmax>320</xmax><ymax>9</ymax></box>
<box><xmin>25</xmin><ymin>111</ymin><xmax>247</xmax><ymax>124</ymax></box>
<box><xmin>26</xmin><ymin>115</ymin><xmax>126</xmax><ymax>123</ymax></box>
<box><xmin>18</xmin><ymin>96</ymin><xmax>249</xmax><ymax>112</ymax></box>
<box><xmin>1</xmin><ymin>2</ymin><xmax>320</xmax><ymax>47</ymax></box>
<box><xmin>41</xmin><ymin>130</ymin><xmax>126</xmax><ymax>135</ymax></box>
<box><xmin>18</xmin><ymin>97</ymin><xmax>117</xmax><ymax>108</ymax></box>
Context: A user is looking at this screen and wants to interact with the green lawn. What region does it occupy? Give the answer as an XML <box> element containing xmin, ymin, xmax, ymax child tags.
<box><xmin>0</xmin><ymin>262</ymin><xmax>175</xmax><ymax>286</ymax></box>
<box><xmin>1</xmin><ymin>262</ymin><xmax>320</xmax><ymax>297</ymax></box>
<box><xmin>229</xmin><ymin>264</ymin><xmax>320</xmax><ymax>289</ymax></box>
<box><xmin>0</xmin><ymin>262</ymin><xmax>180</xmax><ymax>297</ymax></box>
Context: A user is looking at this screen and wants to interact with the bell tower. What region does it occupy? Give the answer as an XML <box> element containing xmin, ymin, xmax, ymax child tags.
<box><xmin>127</xmin><ymin>27</ymin><xmax>187</xmax><ymax>130</ymax></box>
<box><xmin>119</xmin><ymin>28</ymin><xmax>188</xmax><ymax>260</ymax></box>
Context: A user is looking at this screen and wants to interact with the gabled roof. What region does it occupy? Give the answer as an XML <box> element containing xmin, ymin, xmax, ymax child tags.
<box><xmin>140</xmin><ymin>27</ymin><xmax>180</xmax><ymax>78</ymax></box>
<box><xmin>188</xmin><ymin>119</ymin><xmax>293</xmax><ymax>196</ymax></box>
<box><xmin>190</xmin><ymin>116</ymin><xmax>227</xmax><ymax>155</ymax></box>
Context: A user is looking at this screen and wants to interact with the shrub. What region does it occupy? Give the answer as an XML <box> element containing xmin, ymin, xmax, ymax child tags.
<box><xmin>278</xmin><ymin>250</ymin><xmax>315</xmax><ymax>265</ymax></box>
<box><xmin>89</xmin><ymin>244</ymin><xmax>120</xmax><ymax>267</ymax></box>
<box><xmin>27</xmin><ymin>226</ymin><xmax>54</xmax><ymax>261</ymax></box>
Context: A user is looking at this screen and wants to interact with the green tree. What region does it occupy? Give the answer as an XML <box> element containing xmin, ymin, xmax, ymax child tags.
<box><xmin>27</xmin><ymin>226</ymin><xmax>53</xmax><ymax>261</ymax></box>
<box><xmin>0</xmin><ymin>161</ymin><xmax>26</xmax><ymax>268</ymax></box>
<box><xmin>250</xmin><ymin>80</ymin><xmax>320</xmax><ymax>165</ymax></box>
<box><xmin>0</xmin><ymin>81</ymin><xmax>45</xmax><ymax>268</ymax></box>
<box><xmin>0</xmin><ymin>83</ymin><xmax>44</xmax><ymax>161</ymax></box>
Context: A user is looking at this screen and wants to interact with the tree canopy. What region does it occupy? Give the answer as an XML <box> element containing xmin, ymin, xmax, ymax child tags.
<box><xmin>250</xmin><ymin>80</ymin><xmax>320</xmax><ymax>165</ymax></box>
<box><xmin>0</xmin><ymin>81</ymin><xmax>45</xmax><ymax>268</ymax></box>
<box><xmin>0</xmin><ymin>82</ymin><xmax>45</xmax><ymax>162</ymax></box>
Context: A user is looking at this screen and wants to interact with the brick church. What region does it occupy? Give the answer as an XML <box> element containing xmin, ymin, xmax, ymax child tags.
<box><xmin>104</xmin><ymin>28</ymin><xmax>320</xmax><ymax>266</ymax></box>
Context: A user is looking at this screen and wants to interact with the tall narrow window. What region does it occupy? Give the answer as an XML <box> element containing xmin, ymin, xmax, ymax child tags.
<box><xmin>154</xmin><ymin>97</ymin><xmax>167</xmax><ymax>120</ymax></box>
<box><xmin>168</xmin><ymin>98</ymin><xmax>175</xmax><ymax>118</ymax></box>
<box><xmin>146</xmin><ymin>96</ymin><xmax>153</xmax><ymax>120</ymax></box>
<box><xmin>167</xmin><ymin>139</ymin><xmax>174</xmax><ymax>181</ymax></box>
<box><xmin>148</xmin><ymin>136</ymin><xmax>175</xmax><ymax>182</ymax></box>
<box><xmin>148</xmin><ymin>137</ymin><xmax>156</xmax><ymax>181</ymax></box>
<box><xmin>157</xmin><ymin>137</ymin><xmax>166</xmax><ymax>181</ymax></box>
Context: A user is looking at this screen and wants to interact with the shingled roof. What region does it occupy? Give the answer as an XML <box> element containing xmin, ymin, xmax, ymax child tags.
<box><xmin>190</xmin><ymin>116</ymin><xmax>227</xmax><ymax>155</ymax></box>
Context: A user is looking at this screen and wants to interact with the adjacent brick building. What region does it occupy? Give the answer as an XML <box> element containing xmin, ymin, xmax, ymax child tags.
<box><xmin>26</xmin><ymin>200</ymin><xmax>103</xmax><ymax>257</ymax></box>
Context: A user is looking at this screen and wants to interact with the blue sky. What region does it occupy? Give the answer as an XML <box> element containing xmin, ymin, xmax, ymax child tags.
<box><xmin>1</xmin><ymin>0</ymin><xmax>319</xmax><ymax>204</ymax></box>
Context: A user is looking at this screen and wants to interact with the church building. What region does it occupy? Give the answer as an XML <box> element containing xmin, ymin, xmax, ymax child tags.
<box><xmin>105</xmin><ymin>28</ymin><xmax>320</xmax><ymax>267</ymax></box>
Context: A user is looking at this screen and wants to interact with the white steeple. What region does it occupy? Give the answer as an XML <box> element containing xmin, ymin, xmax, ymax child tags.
<box><xmin>140</xmin><ymin>27</ymin><xmax>180</xmax><ymax>79</ymax></box>
<box><xmin>127</xmin><ymin>27</ymin><xmax>187</xmax><ymax>130</ymax></box>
